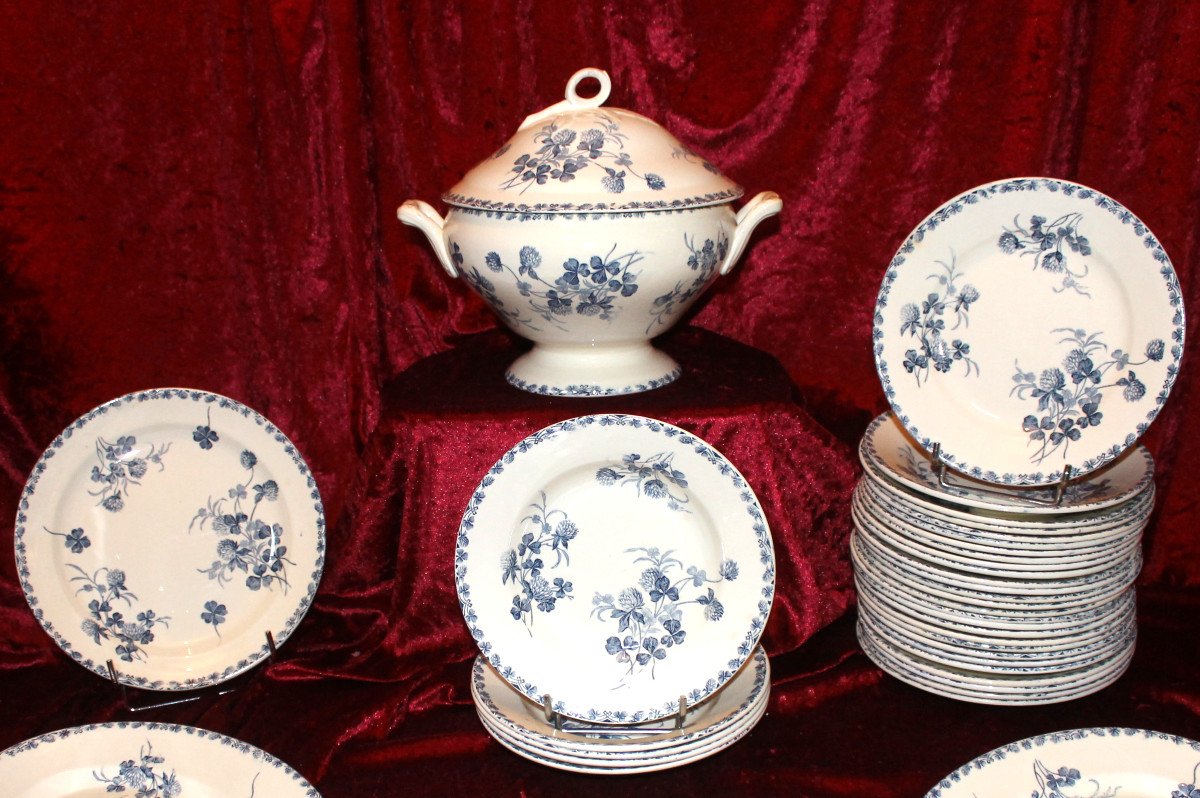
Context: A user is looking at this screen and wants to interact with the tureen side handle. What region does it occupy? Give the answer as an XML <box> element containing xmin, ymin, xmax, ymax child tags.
<box><xmin>398</xmin><ymin>200</ymin><xmax>459</xmax><ymax>278</ymax></box>
<box><xmin>718</xmin><ymin>191</ymin><xmax>783</xmax><ymax>276</ymax></box>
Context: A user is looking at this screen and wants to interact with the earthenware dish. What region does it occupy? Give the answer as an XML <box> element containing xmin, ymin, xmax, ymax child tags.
<box><xmin>401</xmin><ymin>68</ymin><xmax>781</xmax><ymax>396</ymax></box>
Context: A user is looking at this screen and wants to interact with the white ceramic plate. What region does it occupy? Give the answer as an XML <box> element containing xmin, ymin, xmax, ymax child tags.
<box><xmin>857</xmin><ymin>603</ymin><xmax>1133</xmax><ymax>674</ymax></box>
<box><xmin>859</xmin><ymin>620</ymin><xmax>1134</xmax><ymax>705</ymax></box>
<box><xmin>456</xmin><ymin>414</ymin><xmax>774</xmax><ymax>723</ymax></box>
<box><xmin>14</xmin><ymin>389</ymin><xmax>325</xmax><ymax>690</ymax></box>
<box><xmin>471</xmin><ymin>647</ymin><xmax>769</xmax><ymax>760</ymax></box>
<box><xmin>853</xmin><ymin>489</ymin><xmax>1143</xmax><ymax>573</ymax></box>
<box><xmin>478</xmin><ymin>693</ymin><xmax>767</xmax><ymax>774</ymax></box>
<box><xmin>0</xmin><ymin>721</ymin><xmax>319</xmax><ymax>796</ymax></box>
<box><xmin>874</xmin><ymin>178</ymin><xmax>1184</xmax><ymax>486</ymax></box>
<box><xmin>851</xmin><ymin>535</ymin><xmax>1136</xmax><ymax>621</ymax></box>
<box><xmin>858</xmin><ymin>478</ymin><xmax>1151</xmax><ymax>551</ymax></box>
<box><xmin>860</xmin><ymin>412</ymin><xmax>1157</xmax><ymax>512</ymax></box>
<box><xmin>926</xmin><ymin>728</ymin><xmax>1200</xmax><ymax>797</ymax></box>
<box><xmin>860</xmin><ymin>461</ymin><xmax>1156</xmax><ymax>535</ymax></box>
<box><xmin>851</xmin><ymin>531</ymin><xmax>1140</xmax><ymax>612</ymax></box>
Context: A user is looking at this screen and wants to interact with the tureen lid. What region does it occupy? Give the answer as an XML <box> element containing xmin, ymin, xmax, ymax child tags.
<box><xmin>443</xmin><ymin>68</ymin><xmax>744</xmax><ymax>213</ymax></box>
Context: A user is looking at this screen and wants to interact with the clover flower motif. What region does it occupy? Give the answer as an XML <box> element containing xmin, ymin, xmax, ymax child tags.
<box><xmin>484</xmin><ymin>252</ymin><xmax>503</xmax><ymax>272</ymax></box>
<box><xmin>1045</xmin><ymin>766</ymin><xmax>1080</xmax><ymax>790</ymax></box>
<box><xmin>601</xmin><ymin>167</ymin><xmax>626</xmax><ymax>193</ymax></box>
<box><xmin>1033</xmin><ymin>368</ymin><xmax>1068</xmax><ymax>410</ymax></box>
<box><xmin>201</xmin><ymin>600</ymin><xmax>227</xmax><ymax>629</ymax></box>
<box><xmin>576</xmin><ymin>293</ymin><xmax>613</xmax><ymax>317</ymax></box>
<box><xmin>1146</xmin><ymin>338</ymin><xmax>1166</xmax><ymax>361</ymax></box>
<box><xmin>953</xmin><ymin>284</ymin><xmax>980</xmax><ymax>311</ymax></box>
<box><xmin>64</xmin><ymin>527</ymin><xmax>91</xmax><ymax>554</ymax></box>
<box><xmin>240</xmin><ymin>449</ymin><xmax>258</xmax><ymax>469</ymax></box>
<box><xmin>1119</xmin><ymin>371</ymin><xmax>1146</xmax><ymax>402</ymax></box>
<box><xmin>997</xmin><ymin>230</ymin><xmax>1021</xmax><ymax>253</ymax></box>
<box><xmin>578</xmin><ymin>128</ymin><xmax>605</xmax><ymax>158</ymax></box>
<box><xmin>193</xmin><ymin>425</ymin><xmax>219</xmax><ymax>449</ymax></box>
<box><xmin>596</xmin><ymin>466</ymin><xmax>619</xmax><ymax>485</ymax></box>
<box><xmin>500</xmin><ymin>550</ymin><xmax>519</xmax><ymax>584</ymax></box>
<box><xmin>81</xmin><ymin>618</ymin><xmax>103</xmax><ymax>643</ymax></box>
<box><xmin>254</xmin><ymin>480</ymin><xmax>279</xmax><ymax>503</ymax></box>
<box><xmin>518</xmin><ymin>245</ymin><xmax>541</xmax><ymax>276</ymax></box>
<box><xmin>102</xmin><ymin>494</ymin><xmax>125</xmax><ymax>512</ymax></box>
<box><xmin>646</xmin><ymin>173</ymin><xmax>666</xmax><ymax>190</ymax></box>
<box><xmin>552</xmin><ymin>520</ymin><xmax>578</xmax><ymax>549</ymax></box>
<box><xmin>642</xmin><ymin>478</ymin><xmax>668</xmax><ymax>499</ymax></box>
<box><xmin>719</xmin><ymin>560</ymin><xmax>739</xmax><ymax>581</ymax></box>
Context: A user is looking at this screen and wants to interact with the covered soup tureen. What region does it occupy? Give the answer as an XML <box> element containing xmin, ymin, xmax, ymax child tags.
<box><xmin>400</xmin><ymin>68</ymin><xmax>781</xmax><ymax>396</ymax></box>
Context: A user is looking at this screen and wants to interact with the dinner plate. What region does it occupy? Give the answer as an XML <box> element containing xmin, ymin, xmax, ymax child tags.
<box><xmin>456</xmin><ymin>414</ymin><xmax>774</xmax><ymax>723</ymax></box>
<box><xmin>860</xmin><ymin>412</ymin><xmax>1157</xmax><ymax>513</ymax></box>
<box><xmin>855</xmin><ymin>574</ymin><xmax>1135</xmax><ymax>645</ymax></box>
<box><xmin>861</xmin><ymin>462</ymin><xmax>1156</xmax><ymax>534</ymax></box>
<box><xmin>471</xmin><ymin>647</ymin><xmax>769</xmax><ymax>761</ymax></box>
<box><xmin>478</xmin><ymin>692</ymin><xmax>767</xmax><ymax>774</ymax></box>
<box><xmin>851</xmin><ymin>531</ymin><xmax>1140</xmax><ymax>611</ymax></box>
<box><xmin>0</xmin><ymin>721</ymin><xmax>319</xmax><ymax>796</ymax></box>
<box><xmin>853</xmin><ymin>512</ymin><xmax>1141</xmax><ymax>594</ymax></box>
<box><xmin>926</xmin><ymin>728</ymin><xmax>1200</xmax><ymax>797</ymax></box>
<box><xmin>857</xmin><ymin>603</ymin><xmax>1133</xmax><ymax>673</ymax></box>
<box><xmin>853</xmin><ymin>489</ymin><xmax>1142</xmax><ymax>573</ymax></box>
<box><xmin>858</xmin><ymin>478</ymin><xmax>1152</xmax><ymax>550</ymax></box>
<box><xmin>851</xmin><ymin>535</ymin><xmax>1136</xmax><ymax>619</ymax></box>
<box><xmin>874</xmin><ymin>178</ymin><xmax>1184</xmax><ymax>486</ymax></box>
<box><xmin>859</xmin><ymin>621</ymin><xmax>1134</xmax><ymax>705</ymax></box>
<box><xmin>14</xmin><ymin>389</ymin><xmax>325</xmax><ymax>690</ymax></box>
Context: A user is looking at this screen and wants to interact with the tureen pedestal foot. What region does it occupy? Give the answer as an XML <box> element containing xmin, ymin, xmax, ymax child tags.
<box><xmin>505</xmin><ymin>341</ymin><xmax>681</xmax><ymax>397</ymax></box>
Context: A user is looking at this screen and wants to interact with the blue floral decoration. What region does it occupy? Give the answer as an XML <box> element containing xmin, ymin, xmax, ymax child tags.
<box><xmin>595</xmin><ymin>451</ymin><xmax>692</xmax><ymax>512</ymax></box>
<box><xmin>998</xmin><ymin>212</ymin><xmax>1092</xmax><ymax>296</ymax></box>
<box><xmin>69</xmin><ymin>564</ymin><xmax>170</xmax><ymax>664</ymax></box>
<box><xmin>201</xmin><ymin>600</ymin><xmax>228</xmax><ymax>638</ymax></box>
<box><xmin>191</xmin><ymin>449</ymin><xmax>292</xmax><ymax>594</ymax></box>
<box><xmin>92</xmin><ymin>739</ymin><xmax>181</xmax><ymax>796</ymax></box>
<box><xmin>1011</xmin><ymin>329</ymin><xmax>1164</xmax><ymax>466</ymax></box>
<box><xmin>500</xmin><ymin>114</ymin><xmax>665</xmax><ymax>196</ymax></box>
<box><xmin>590</xmin><ymin>546</ymin><xmax>737</xmax><ymax>681</ymax></box>
<box><xmin>897</xmin><ymin>251</ymin><xmax>980</xmax><ymax>385</ymax></box>
<box><xmin>457</xmin><ymin>242</ymin><xmax>643</xmax><ymax>330</ymax></box>
<box><xmin>45</xmin><ymin>526</ymin><xmax>91</xmax><ymax>554</ymax></box>
<box><xmin>648</xmin><ymin>232</ymin><xmax>729</xmax><ymax>333</ymax></box>
<box><xmin>88</xmin><ymin>435</ymin><xmax>170</xmax><ymax>512</ymax></box>
<box><xmin>503</xmin><ymin>492</ymin><xmax>577</xmax><ymax>630</ymax></box>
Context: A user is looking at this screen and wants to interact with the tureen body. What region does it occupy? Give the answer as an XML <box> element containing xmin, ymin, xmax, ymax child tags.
<box><xmin>400</xmin><ymin>68</ymin><xmax>781</xmax><ymax>396</ymax></box>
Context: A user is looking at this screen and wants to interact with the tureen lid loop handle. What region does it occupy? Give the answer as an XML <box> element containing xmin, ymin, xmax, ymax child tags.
<box><xmin>517</xmin><ymin>67</ymin><xmax>611</xmax><ymax>131</ymax></box>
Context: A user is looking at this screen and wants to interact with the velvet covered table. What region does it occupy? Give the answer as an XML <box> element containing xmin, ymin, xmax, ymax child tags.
<box><xmin>3</xmin><ymin>329</ymin><xmax>1199</xmax><ymax>797</ymax></box>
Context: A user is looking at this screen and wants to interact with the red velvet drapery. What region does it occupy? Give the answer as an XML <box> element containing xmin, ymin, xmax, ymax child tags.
<box><xmin>3</xmin><ymin>2</ymin><xmax>1199</xmax><ymax>795</ymax></box>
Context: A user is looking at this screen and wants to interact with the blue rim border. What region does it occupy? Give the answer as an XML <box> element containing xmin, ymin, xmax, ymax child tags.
<box><xmin>455</xmin><ymin>414</ymin><xmax>775</xmax><ymax>723</ymax></box>
<box><xmin>873</xmin><ymin>177</ymin><xmax>1185</xmax><ymax>486</ymax></box>
<box><xmin>12</xmin><ymin>388</ymin><xmax>326</xmax><ymax>691</ymax></box>
<box><xmin>0</xmin><ymin>721</ymin><xmax>320</xmax><ymax>796</ymax></box>
<box><xmin>506</xmin><ymin>368</ymin><xmax>682</xmax><ymax>397</ymax></box>
<box><xmin>925</xmin><ymin>727</ymin><xmax>1200</xmax><ymax>797</ymax></box>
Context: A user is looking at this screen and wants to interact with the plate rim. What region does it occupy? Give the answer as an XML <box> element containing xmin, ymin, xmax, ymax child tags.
<box><xmin>873</xmin><ymin>176</ymin><xmax>1185</xmax><ymax>486</ymax></box>
<box><xmin>0</xmin><ymin>720</ymin><xmax>320</xmax><ymax>796</ymax></box>
<box><xmin>12</xmin><ymin>387</ymin><xmax>326</xmax><ymax>690</ymax></box>
<box><xmin>455</xmin><ymin>413</ymin><xmax>775</xmax><ymax>723</ymax></box>
<box><xmin>925</xmin><ymin>727</ymin><xmax>1200</xmax><ymax>797</ymax></box>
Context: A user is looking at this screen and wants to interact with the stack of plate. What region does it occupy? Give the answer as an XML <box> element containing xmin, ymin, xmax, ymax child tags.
<box><xmin>852</xmin><ymin>413</ymin><xmax>1152</xmax><ymax>704</ymax></box>
<box><xmin>456</xmin><ymin>414</ymin><xmax>775</xmax><ymax>772</ymax></box>
<box><xmin>863</xmin><ymin>176</ymin><xmax>1184</xmax><ymax>704</ymax></box>
<box><xmin>471</xmin><ymin>647</ymin><xmax>769</xmax><ymax>775</ymax></box>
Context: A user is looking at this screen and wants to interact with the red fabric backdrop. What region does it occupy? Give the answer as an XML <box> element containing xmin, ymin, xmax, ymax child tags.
<box><xmin>2</xmin><ymin>1</ymin><xmax>1199</xmax><ymax>795</ymax></box>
